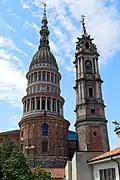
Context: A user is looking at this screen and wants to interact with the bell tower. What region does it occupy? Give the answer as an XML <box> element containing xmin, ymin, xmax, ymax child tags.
<box><xmin>74</xmin><ymin>16</ymin><xmax>109</xmax><ymax>153</ymax></box>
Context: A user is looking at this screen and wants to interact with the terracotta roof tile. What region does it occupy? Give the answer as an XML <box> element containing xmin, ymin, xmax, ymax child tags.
<box><xmin>89</xmin><ymin>147</ymin><xmax>120</xmax><ymax>162</ymax></box>
<box><xmin>45</xmin><ymin>168</ymin><xmax>65</xmax><ymax>179</ymax></box>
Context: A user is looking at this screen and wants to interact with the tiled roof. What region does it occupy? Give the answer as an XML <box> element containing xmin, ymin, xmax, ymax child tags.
<box><xmin>89</xmin><ymin>147</ymin><xmax>120</xmax><ymax>162</ymax></box>
<box><xmin>45</xmin><ymin>168</ymin><xmax>65</xmax><ymax>179</ymax></box>
<box><xmin>0</xmin><ymin>130</ymin><xmax>20</xmax><ymax>135</ymax></box>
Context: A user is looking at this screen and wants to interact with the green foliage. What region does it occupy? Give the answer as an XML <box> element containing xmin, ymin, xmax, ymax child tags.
<box><xmin>2</xmin><ymin>150</ymin><xmax>30</xmax><ymax>180</ymax></box>
<box><xmin>0</xmin><ymin>141</ymin><xmax>18</xmax><ymax>179</ymax></box>
<box><xmin>33</xmin><ymin>165</ymin><xmax>51</xmax><ymax>179</ymax></box>
<box><xmin>0</xmin><ymin>141</ymin><xmax>51</xmax><ymax>180</ymax></box>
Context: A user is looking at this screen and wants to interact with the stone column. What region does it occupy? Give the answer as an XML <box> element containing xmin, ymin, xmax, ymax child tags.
<box><xmin>33</xmin><ymin>72</ymin><xmax>35</xmax><ymax>83</ymax></box>
<box><xmin>78</xmin><ymin>58</ymin><xmax>80</xmax><ymax>79</ymax></box>
<box><xmin>81</xmin><ymin>57</ymin><xmax>84</xmax><ymax>77</ymax></box>
<box><xmin>95</xmin><ymin>58</ymin><xmax>99</xmax><ymax>74</ymax></box>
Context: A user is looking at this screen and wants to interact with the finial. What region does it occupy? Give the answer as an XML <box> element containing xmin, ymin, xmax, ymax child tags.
<box><xmin>42</xmin><ymin>1</ymin><xmax>47</xmax><ymax>18</ymax></box>
<box><xmin>81</xmin><ymin>15</ymin><xmax>88</xmax><ymax>37</ymax></box>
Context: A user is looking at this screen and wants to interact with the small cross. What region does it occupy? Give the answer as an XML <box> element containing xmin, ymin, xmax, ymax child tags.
<box><xmin>81</xmin><ymin>15</ymin><xmax>85</xmax><ymax>24</ymax></box>
<box><xmin>42</xmin><ymin>1</ymin><xmax>46</xmax><ymax>15</ymax></box>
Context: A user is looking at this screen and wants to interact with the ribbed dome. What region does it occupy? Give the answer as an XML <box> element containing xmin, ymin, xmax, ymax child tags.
<box><xmin>32</xmin><ymin>47</ymin><xmax>58</xmax><ymax>69</ymax></box>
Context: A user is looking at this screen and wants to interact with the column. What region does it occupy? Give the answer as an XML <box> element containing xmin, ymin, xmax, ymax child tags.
<box><xmin>45</xmin><ymin>71</ymin><xmax>47</xmax><ymax>81</ymax></box>
<box><xmin>78</xmin><ymin>58</ymin><xmax>80</xmax><ymax>79</ymax></box>
<box><xmin>96</xmin><ymin>58</ymin><xmax>99</xmax><ymax>74</ymax></box>
<box><xmin>94</xmin><ymin>58</ymin><xmax>97</xmax><ymax>74</ymax></box>
<box><xmin>81</xmin><ymin>57</ymin><xmax>84</xmax><ymax>77</ymax></box>
<box><xmin>81</xmin><ymin>83</ymin><xmax>84</xmax><ymax>99</ymax></box>
<box><xmin>96</xmin><ymin>82</ymin><xmax>99</xmax><ymax>99</ymax></box>
<box><xmin>33</xmin><ymin>72</ymin><xmax>35</xmax><ymax>82</ymax></box>
<box><xmin>23</xmin><ymin>102</ymin><xmax>25</xmax><ymax>113</ymax></box>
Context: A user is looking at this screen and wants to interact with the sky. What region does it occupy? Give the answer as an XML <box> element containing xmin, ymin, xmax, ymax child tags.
<box><xmin>0</xmin><ymin>0</ymin><xmax>120</xmax><ymax>150</ymax></box>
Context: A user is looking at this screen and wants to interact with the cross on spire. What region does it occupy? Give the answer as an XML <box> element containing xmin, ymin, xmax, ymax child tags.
<box><xmin>42</xmin><ymin>1</ymin><xmax>46</xmax><ymax>18</ymax></box>
<box><xmin>81</xmin><ymin>15</ymin><xmax>88</xmax><ymax>37</ymax></box>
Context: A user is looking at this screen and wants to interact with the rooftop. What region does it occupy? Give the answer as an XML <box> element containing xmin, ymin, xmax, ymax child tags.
<box><xmin>45</xmin><ymin>168</ymin><xmax>65</xmax><ymax>179</ymax></box>
<box><xmin>89</xmin><ymin>147</ymin><xmax>120</xmax><ymax>163</ymax></box>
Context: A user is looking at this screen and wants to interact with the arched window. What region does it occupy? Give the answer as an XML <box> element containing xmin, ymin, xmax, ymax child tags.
<box><xmin>42</xmin><ymin>122</ymin><xmax>48</xmax><ymax>136</ymax></box>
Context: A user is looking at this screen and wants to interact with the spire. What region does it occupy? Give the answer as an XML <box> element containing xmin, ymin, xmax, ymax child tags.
<box><xmin>81</xmin><ymin>15</ymin><xmax>88</xmax><ymax>37</ymax></box>
<box><xmin>39</xmin><ymin>2</ymin><xmax>50</xmax><ymax>49</ymax></box>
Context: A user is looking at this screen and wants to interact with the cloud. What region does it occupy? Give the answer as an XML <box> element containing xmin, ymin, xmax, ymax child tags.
<box><xmin>0</xmin><ymin>36</ymin><xmax>28</xmax><ymax>57</ymax></box>
<box><xmin>24</xmin><ymin>39</ymin><xmax>37</xmax><ymax>48</ymax></box>
<box><xmin>20</xmin><ymin>0</ymin><xmax>30</xmax><ymax>9</ymax></box>
<box><xmin>0</xmin><ymin>49</ymin><xmax>27</xmax><ymax>107</ymax></box>
<box><xmin>24</xmin><ymin>0</ymin><xmax>120</xmax><ymax>70</ymax></box>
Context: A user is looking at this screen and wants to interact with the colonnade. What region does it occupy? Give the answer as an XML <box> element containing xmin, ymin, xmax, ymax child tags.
<box><xmin>23</xmin><ymin>97</ymin><xmax>63</xmax><ymax>115</ymax></box>
<box><xmin>28</xmin><ymin>71</ymin><xmax>60</xmax><ymax>85</ymax></box>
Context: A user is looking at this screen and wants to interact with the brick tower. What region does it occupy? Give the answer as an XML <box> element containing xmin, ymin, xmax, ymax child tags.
<box><xmin>74</xmin><ymin>16</ymin><xmax>109</xmax><ymax>153</ymax></box>
<box><xmin>19</xmin><ymin>4</ymin><xmax>70</xmax><ymax>168</ymax></box>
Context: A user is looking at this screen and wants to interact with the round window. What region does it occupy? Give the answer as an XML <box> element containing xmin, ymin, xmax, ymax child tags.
<box><xmin>85</xmin><ymin>42</ymin><xmax>89</xmax><ymax>49</ymax></box>
<box><xmin>93</xmin><ymin>132</ymin><xmax>97</xmax><ymax>136</ymax></box>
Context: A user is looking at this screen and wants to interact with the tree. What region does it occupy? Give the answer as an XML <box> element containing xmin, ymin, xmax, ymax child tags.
<box><xmin>33</xmin><ymin>165</ymin><xmax>51</xmax><ymax>179</ymax></box>
<box><xmin>0</xmin><ymin>141</ymin><xmax>18</xmax><ymax>179</ymax></box>
<box><xmin>0</xmin><ymin>141</ymin><xmax>51</xmax><ymax>180</ymax></box>
<box><xmin>2</xmin><ymin>150</ymin><xmax>32</xmax><ymax>180</ymax></box>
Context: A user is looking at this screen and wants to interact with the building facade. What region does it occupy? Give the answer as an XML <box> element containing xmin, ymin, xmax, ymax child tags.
<box><xmin>19</xmin><ymin>4</ymin><xmax>76</xmax><ymax>168</ymax></box>
<box><xmin>0</xmin><ymin>4</ymin><xmax>111</xmax><ymax>179</ymax></box>
<box><xmin>74</xmin><ymin>16</ymin><xmax>109</xmax><ymax>154</ymax></box>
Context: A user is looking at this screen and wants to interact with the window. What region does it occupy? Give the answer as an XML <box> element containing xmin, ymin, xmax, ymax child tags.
<box><xmin>47</xmin><ymin>86</ymin><xmax>50</xmax><ymax>92</ymax></box>
<box><xmin>38</xmin><ymin>72</ymin><xmax>41</xmax><ymax>81</ymax></box>
<box><xmin>27</xmin><ymin>100</ymin><xmax>30</xmax><ymax>112</ymax></box>
<box><xmin>31</xmin><ymin>98</ymin><xmax>35</xmax><ymax>110</ymax></box>
<box><xmin>42</xmin><ymin>72</ymin><xmax>46</xmax><ymax>81</ymax></box>
<box><xmin>42</xmin><ymin>142</ymin><xmax>48</xmax><ymax>153</ymax></box>
<box><xmin>42</xmin><ymin>122</ymin><xmax>48</xmax><ymax>136</ymax></box>
<box><xmin>47</xmin><ymin>72</ymin><xmax>50</xmax><ymax>82</ymax></box>
<box><xmin>47</xmin><ymin>98</ymin><xmax>51</xmax><ymax>111</ymax></box>
<box><xmin>57</xmin><ymin>100</ymin><xmax>60</xmax><ymax>113</ymax></box>
<box><xmin>55</xmin><ymin>74</ymin><xmax>57</xmax><ymax>84</ymax></box>
<box><xmin>31</xmin><ymin>73</ymin><xmax>33</xmax><ymax>83</ymax></box>
<box><xmin>99</xmin><ymin>168</ymin><xmax>116</xmax><ymax>180</ymax></box>
<box><xmin>91</xmin><ymin>108</ymin><xmax>95</xmax><ymax>113</ymax></box>
<box><xmin>36</xmin><ymin>98</ymin><xmax>40</xmax><ymax>110</ymax></box>
<box><xmin>53</xmin><ymin>99</ymin><xmax>56</xmax><ymax>111</ymax></box>
<box><xmin>42</xmin><ymin>97</ymin><xmax>46</xmax><ymax>110</ymax></box>
<box><xmin>28</xmin><ymin>76</ymin><xmax>30</xmax><ymax>84</ymax></box>
<box><xmin>89</xmin><ymin>87</ymin><xmax>93</xmax><ymax>97</ymax></box>
<box><xmin>51</xmin><ymin>73</ymin><xmax>54</xmax><ymax>83</ymax></box>
<box><xmin>34</xmin><ymin>72</ymin><xmax>37</xmax><ymax>82</ymax></box>
<box><xmin>33</xmin><ymin>86</ymin><xmax>36</xmax><ymax>92</ymax></box>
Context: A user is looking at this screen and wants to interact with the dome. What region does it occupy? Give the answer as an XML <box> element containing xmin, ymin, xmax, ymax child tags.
<box><xmin>32</xmin><ymin>47</ymin><xmax>58</xmax><ymax>69</ymax></box>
